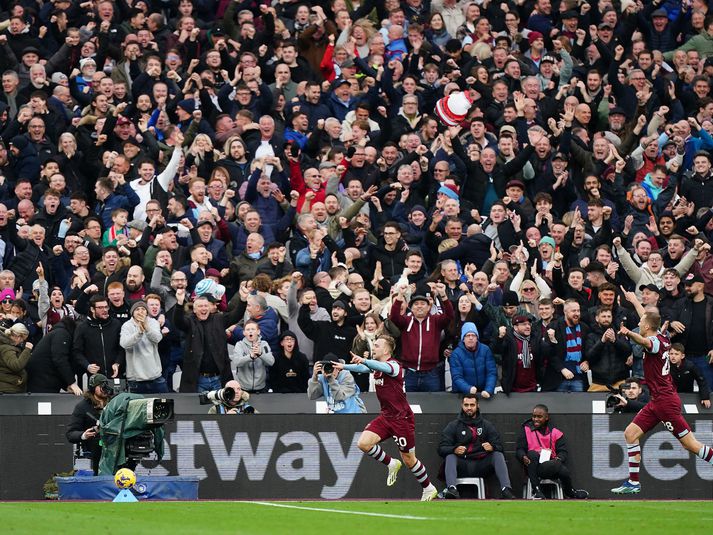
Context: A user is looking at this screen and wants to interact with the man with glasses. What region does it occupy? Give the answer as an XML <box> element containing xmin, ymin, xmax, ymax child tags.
<box><xmin>73</xmin><ymin>294</ymin><xmax>124</xmax><ymax>379</ymax></box>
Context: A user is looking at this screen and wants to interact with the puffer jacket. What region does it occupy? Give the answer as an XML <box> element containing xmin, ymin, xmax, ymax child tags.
<box><xmin>438</xmin><ymin>410</ymin><xmax>504</xmax><ymax>460</ymax></box>
<box><xmin>0</xmin><ymin>333</ymin><xmax>32</xmax><ymax>393</ymax></box>
<box><xmin>449</xmin><ymin>323</ymin><xmax>497</xmax><ymax>395</ymax></box>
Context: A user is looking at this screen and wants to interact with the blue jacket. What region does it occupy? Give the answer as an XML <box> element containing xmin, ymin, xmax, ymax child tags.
<box><xmin>94</xmin><ymin>185</ymin><xmax>141</xmax><ymax>229</ymax></box>
<box><xmin>450</xmin><ymin>323</ymin><xmax>497</xmax><ymax>394</ymax></box>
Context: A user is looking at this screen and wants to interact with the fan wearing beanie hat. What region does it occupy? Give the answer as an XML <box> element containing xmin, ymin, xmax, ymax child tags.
<box><xmin>121</xmin><ymin>300</ymin><xmax>166</xmax><ymax>392</ymax></box>
<box><xmin>449</xmin><ymin>322</ymin><xmax>497</xmax><ymax>396</ymax></box>
<box><xmin>435</xmin><ymin>91</ymin><xmax>475</xmax><ymax>126</ymax></box>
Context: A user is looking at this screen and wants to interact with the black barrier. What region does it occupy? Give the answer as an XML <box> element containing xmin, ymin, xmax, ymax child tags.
<box><xmin>3</xmin><ymin>413</ymin><xmax>713</xmax><ymax>500</ymax></box>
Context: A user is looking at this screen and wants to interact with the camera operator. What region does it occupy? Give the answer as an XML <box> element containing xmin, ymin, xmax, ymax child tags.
<box><xmin>207</xmin><ymin>380</ymin><xmax>256</xmax><ymax>414</ymax></box>
<box><xmin>308</xmin><ymin>354</ymin><xmax>366</xmax><ymax>414</ymax></box>
<box><xmin>610</xmin><ymin>378</ymin><xmax>648</xmax><ymax>413</ymax></box>
<box><xmin>65</xmin><ymin>374</ymin><xmax>112</xmax><ymax>474</ymax></box>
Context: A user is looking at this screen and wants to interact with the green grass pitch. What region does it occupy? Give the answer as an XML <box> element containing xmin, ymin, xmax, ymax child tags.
<box><xmin>1</xmin><ymin>501</ymin><xmax>710</xmax><ymax>534</ymax></box>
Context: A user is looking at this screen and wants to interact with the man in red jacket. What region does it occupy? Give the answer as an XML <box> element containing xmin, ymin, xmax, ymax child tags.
<box><xmin>389</xmin><ymin>283</ymin><xmax>453</xmax><ymax>391</ymax></box>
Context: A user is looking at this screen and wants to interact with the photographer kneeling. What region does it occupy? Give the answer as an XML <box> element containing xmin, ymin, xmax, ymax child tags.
<box><xmin>206</xmin><ymin>380</ymin><xmax>255</xmax><ymax>414</ymax></box>
<box><xmin>65</xmin><ymin>374</ymin><xmax>113</xmax><ymax>474</ymax></box>
<box><xmin>608</xmin><ymin>378</ymin><xmax>648</xmax><ymax>413</ymax></box>
<box><xmin>308</xmin><ymin>354</ymin><xmax>366</xmax><ymax>414</ymax></box>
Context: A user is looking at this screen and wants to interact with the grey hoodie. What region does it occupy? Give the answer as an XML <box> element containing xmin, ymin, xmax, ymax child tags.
<box><xmin>232</xmin><ymin>336</ymin><xmax>274</xmax><ymax>392</ymax></box>
<box><xmin>119</xmin><ymin>317</ymin><xmax>163</xmax><ymax>381</ymax></box>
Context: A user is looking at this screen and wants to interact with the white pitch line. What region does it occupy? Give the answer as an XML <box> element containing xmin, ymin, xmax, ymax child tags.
<box><xmin>249</xmin><ymin>501</ymin><xmax>436</xmax><ymax>520</ymax></box>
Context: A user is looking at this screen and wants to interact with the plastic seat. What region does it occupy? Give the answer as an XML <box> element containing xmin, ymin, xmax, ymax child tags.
<box><xmin>455</xmin><ymin>477</ymin><xmax>487</xmax><ymax>499</ymax></box>
<box><xmin>524</xmin><ymin>478</ymin><xmax>564</xmax><ymax>499</ymax></box>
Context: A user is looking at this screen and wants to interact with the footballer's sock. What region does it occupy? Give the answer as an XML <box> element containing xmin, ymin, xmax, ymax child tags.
<box><xmin>410</xmin><ymin>459</ymin><xmax>431</xmax><ymax>489</ymax></box>
<box><xmin>697</xmin><ymin>445</ymin><xmax>713</xmax><ymax>465</ymax></box>
<box><xmin>627</xmin><ymin>443</ymin><xmax>641</xmax><ymax>483</ymax></box>
<box><xmin>367</xmin><ymin>445</ymin><xmax>392</xmax><ymax>466</ymax></box>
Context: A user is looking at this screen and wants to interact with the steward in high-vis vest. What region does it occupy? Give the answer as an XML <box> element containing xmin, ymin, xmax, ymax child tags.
<box><xmin>515</xmin><ymin>404</ymin><xmax>589</xmax><ymax>500</ymax></box>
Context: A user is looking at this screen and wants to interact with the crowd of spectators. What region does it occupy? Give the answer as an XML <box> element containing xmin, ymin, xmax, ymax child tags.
<box><xmin>0</xmin><ymin>0</ymin><xmax>711</xmax><ymax>403</ymax></box>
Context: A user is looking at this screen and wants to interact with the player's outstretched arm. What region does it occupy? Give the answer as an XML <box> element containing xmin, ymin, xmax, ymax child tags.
<box><xmin>360</xmin><ymin>358</ymin><xmax>400</xmax><ymax>377</ymax></box>
<box><xmin>341</xmin><ymin>363</ymin><xmax>371</xmax><ymax>374</ymax></box>
<box><xmin>619</xmin><ymin>285</ymin><xmax>646</xmax><ymax>318</ymax></box>
<box><xmin>618</xmin><ymin>323</ymin><xmax>653</xmax><ymax>350</ymax></box>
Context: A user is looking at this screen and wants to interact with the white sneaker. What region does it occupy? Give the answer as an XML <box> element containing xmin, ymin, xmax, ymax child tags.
<box><xmin>421</xmin><ymin>484</ymin><xmax>438</xmax><ymax>501</ymax></box>
<box><xmin>387</xmin><ymin>460</ymin><xmax>402</xmax><ymax>486</ymax></box>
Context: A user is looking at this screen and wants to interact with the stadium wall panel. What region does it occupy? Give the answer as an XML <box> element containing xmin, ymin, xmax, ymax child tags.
<box><xmin>2</xmin><ymin>412</ymin><xmax>712</xmax><ymax>500</ymax></box>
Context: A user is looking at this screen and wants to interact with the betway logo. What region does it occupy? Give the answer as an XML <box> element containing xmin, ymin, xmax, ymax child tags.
<box><xmin>592</xmin><ymin>416</ymin><xmax>713</xmax><ymax>481</ymax></box>
<box><xmin>136</xmin><ymin>421</ymin><xmax>364</xmax><ymax>499</ymax></box>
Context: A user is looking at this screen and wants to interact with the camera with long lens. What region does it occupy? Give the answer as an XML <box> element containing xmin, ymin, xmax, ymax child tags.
<box><xmin>605</xmin><ymin>383</ymin><xmax>629</xmax><ymax>413</ymax></box>
<box><xmin>320</xmin><ymin>361</ymin><xmax>335</xmax><ymax>374</ymax></box>
<box><xmin>198</xmin><ymin>387</ymin><xmax>236</xmax><ymax>406</ymax></box>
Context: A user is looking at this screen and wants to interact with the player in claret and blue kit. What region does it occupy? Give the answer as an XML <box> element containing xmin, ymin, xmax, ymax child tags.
<box><xmin>334</xmin><ymin>335</ymin><xmax>439</xmax><ymax>501</ymax></box>
<box><xmin>612</xmin><ymin>307</ymin><xmax>713</xmax><ymax>495</ymax></box>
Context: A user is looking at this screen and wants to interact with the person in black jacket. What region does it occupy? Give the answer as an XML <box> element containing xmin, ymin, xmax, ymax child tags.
<box><xmin>65</xmin><ymin>373</ymin><xmax>112</xmax><ymax>474</ymax></box>
<box><xmin>437</xmin><ymin>395</ymin><xmax>515</xmax><ymax>499</ymax></box>
<box><xmin>298</xmin><ymin>300</ymin><xmax>357</xmax><ymax>363</ymax></box>
<box><xmin>669</xmin><ymin>344</ymin><xmax>712</xmax><ymax>409</ymax></box>
<box><xmin>369</xmin><ymin>222</ymin><xmax>408</xmax><ymax>299</ymax></box>
<box><xmin>583</xmin><ymin>307</ymin><xmax>632</xmax><ymax>392</ymax></box>
<box><xmin>516</xmin><ymin>404</ymin><xmax>589</xmax><ymax>500</ymax></box>
<box><xmin>668</xmin><ymin>275</ymin><xmax>713</xmax><ymax>391</ymax></box>
<box><xmin>172</xmin><ymin>289</ymin><xmax>241</xmax><ymax>393</ymax></box>
<box><xmin>72</xmin><ymin>294</ymin><xmax>124</xmax><ymax>379</ymax></box>
<box><xmin>271</xmin><ymin>330</ymin><xmax>309</xmax><ymax>393</ymax></box>
<box><xmin>25</xmin><ymin>316</ymin><xmax>82</xmax><ymax>394</ymax></box>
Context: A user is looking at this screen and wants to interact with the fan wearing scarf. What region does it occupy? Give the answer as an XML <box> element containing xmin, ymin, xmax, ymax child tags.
<box><xmin>494</xmin><ymin>315</ymin><xmax>557</xmax><ymax>395</ymax></box>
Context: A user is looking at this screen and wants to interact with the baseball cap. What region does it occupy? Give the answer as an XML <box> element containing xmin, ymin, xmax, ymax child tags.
<box><xmin>409</xmin><ymin>295</ymin><xmax>430</xmax><ymax>307</ymax></box>
<box><xmin>500</xmin><ymin>125</ymin><xmax>517</xmax><ymax>136</ymax></box>
<box><xmin>506</xmin><ymin>179</ymin><xmax>525</xmax><ymax>190</ymax></box>
<box><xmin>638</xmin><ymin>283</ymin><xmax>661</xmax><ymax>294</ymax></box>
<box><xmin>332</xmin><ymin>300</ymin><xmax>347</xmax><ymax>310</ymax></box>
<box><xmin>512</xmin><ymin>315</ymin><xmax>531</xmax><ymax>325</ymax></box>
<box><xmin>552</xmin><ymin>152</ymin><xmax>569</xmax><ymax>161</ymax></box>
<box><xmin>196</xmin><ymin>219</ymin><xmax>216</xmax><ymax>229</ymax></box>
<box><xmin>684</xmin><ymin>274</ymin><xmax>704</xmax><ymax>285</ymax></box>
<box><xmin>88</xmin><ymin>373</ymin><xmax>109</xmax><ymax>389</ymax></box>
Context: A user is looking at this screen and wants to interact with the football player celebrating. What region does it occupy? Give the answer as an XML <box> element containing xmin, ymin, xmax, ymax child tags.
<box><xmin>334</xmin><ymin>334</ymin><xmax>438</xmax><ymax>501</ymax></box>
<box><xmin>612</xmin><ymin>288</ymin><xmax>713</xmax><ymax>494</ymax></box>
